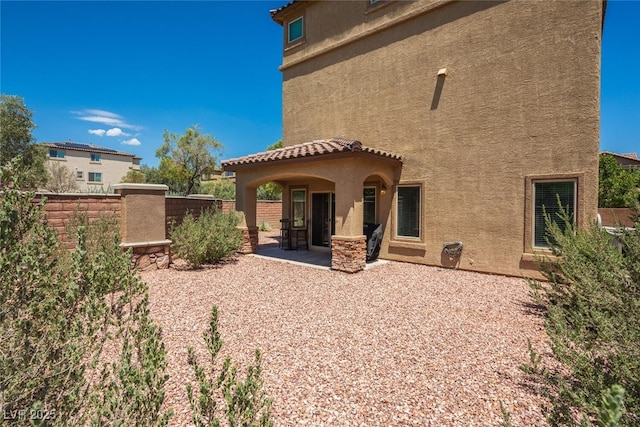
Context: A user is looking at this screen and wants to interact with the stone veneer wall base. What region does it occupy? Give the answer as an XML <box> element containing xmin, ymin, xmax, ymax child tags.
<box><xmin>121</xmin><ymin>240</ymin><xmax>172</xmax><ymax>271</ymax></box>
<box><xmin>239</xmin><ymin>227</ymin><xmax>259</xmax><ymax>254</ymax></box>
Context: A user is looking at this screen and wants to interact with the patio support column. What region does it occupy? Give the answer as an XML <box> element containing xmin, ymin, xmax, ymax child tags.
<box><xmin>331</xmin><ymin>181</ymin><xmax>366</xmax><ymax>273</ymax></box>
<box><xmin>236</xmin><ymin>182</ymin><xmax>258</xmax><ymax>254</ymax></box>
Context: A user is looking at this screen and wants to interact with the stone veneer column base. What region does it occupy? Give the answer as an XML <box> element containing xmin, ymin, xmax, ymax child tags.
<box><xmin>331</xmin><ymin>235</ymin><xmax>367</xmax><ymax>273</ymax></box>
<box><xmin>239</xmin><ymin>227</ymin><xmax>259</xmax><ymax>254</ymax></box>
<box><xmin>121</xmin><ymin>240</ymin><xmax>172</xmax><ymax>271</ymax></box>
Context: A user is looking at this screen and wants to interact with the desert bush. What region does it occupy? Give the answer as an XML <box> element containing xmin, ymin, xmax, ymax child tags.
<box><xmin>258</xmin><ymin>220</ymin><xmax>271</xmax><ymax>232</ymax></box>
<box><xmin>0</xmin><ymin>158</ymin><xmax>171</xmax><ymax>425</ymax></box>
<box><xmin>524</xmin><ymin>208</ymin><xmax>639</xmax><ymax>426</ymax></box>
<box><xmin>170</xmin><ymin>207</ymin><xmax>242</xmax><ymax>268</ymax></box>
<box><xmin>187</xmin><ymin>306</ymin><xmax>273</xmax><ymax>427</ymax></box>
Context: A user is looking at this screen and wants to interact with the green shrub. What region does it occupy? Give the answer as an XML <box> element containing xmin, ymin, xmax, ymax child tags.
<box><xmin>0</xmin><ymin>158</ymin><xmax>171</xmax><ymax>425</ymax></box>
<box><xmin>201</xmin><ymin>179</ymin><xmax>236</xmax><ymax>200</ymax></box>
<box><xmin>524</xmin><ymin>209</ymin><xmax>639</xmax><ymax>426</ymax></box>
<box><xmin>170</xmin><ymin>207</ymin><xmax>242</xmax><ymax>268</ymax></box>
<box><xmin>258</xmin><ymin>220</ymin><xmax>271</xmax><ymax>232</ymax></box>
<box><xmin>187</xmin><ymin>306</ymin><xmax>273</xmax><ymax>427</ymax></box>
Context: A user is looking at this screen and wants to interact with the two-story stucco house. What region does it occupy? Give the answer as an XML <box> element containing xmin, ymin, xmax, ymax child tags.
<box><xmin>42</xmin><ymin>142</ymin><xmax>141</xmax><ymax>191</ymax></box>
<box><xmin>222</xmin><ymin>0</ymin><xmax>604</xmax><ymax>276</ymax></box>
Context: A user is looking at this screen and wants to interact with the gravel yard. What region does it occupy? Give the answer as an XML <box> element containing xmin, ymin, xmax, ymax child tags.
<box><xmin>142</xmin><ymin>233</ymin><xmax>550</xmax><ymax>426</ymax></box>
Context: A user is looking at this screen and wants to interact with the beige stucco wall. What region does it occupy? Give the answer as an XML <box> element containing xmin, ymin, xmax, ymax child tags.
<box><xmin>48</xmin><ymin>149</ymin><xmax>140</xmax><ymax>190</ymax></box>
<box><xmin>277</xmin><ymin>0</ymin><xmax>602</xmax><ymax>277</ymax></box>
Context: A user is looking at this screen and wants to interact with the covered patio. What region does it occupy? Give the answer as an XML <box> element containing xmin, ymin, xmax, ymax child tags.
<box><xmin>221</xmin><ymin>138</ymin><xmax>402</xmax><ymax>273</ymax></box>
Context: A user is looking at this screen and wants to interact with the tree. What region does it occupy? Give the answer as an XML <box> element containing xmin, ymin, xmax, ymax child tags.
<box><xmin>257</xmin><ymin>140</ymin><xmax>283</xmax><ymax>200</ymax></box>
<box><xmin>46</xmin><ymin>161</ymin><xmax>79</xmax><ymax>193</ymax></box>
<box><xmin>0</xmin><ymin>94</ymin><xmax>47</xmax><ymax>189</ymax></box>
<box><xmin>156</xmin><ymin>125</ymin><xmax>222</xmax><ymax>196</ymax></box>
<box><xmin>120</xmin><ymin>169</ymin><xmax>146</xmax><ymax>184</ymax></box>
<box><xmin>201</xmin><ymin>179</ymin><xmax>236</xmax><ymax>200</ymax></box>
<box><xmin>599</xmin><ymin>154</ymin><xmax>640</xmax><ymax>209</ymax></box>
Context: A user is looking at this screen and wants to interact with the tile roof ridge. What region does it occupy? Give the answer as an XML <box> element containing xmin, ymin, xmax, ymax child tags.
<box><xmin>330</xmin><ymin>137</ymin><xmax>362</xmax><ymax>151</ymax></box>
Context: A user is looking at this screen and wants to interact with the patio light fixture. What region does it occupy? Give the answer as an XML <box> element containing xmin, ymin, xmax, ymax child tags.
<box><xmin>380</xmin><ymin>184</ymin><xmax>387</xmax><ymax>196</ymax></box>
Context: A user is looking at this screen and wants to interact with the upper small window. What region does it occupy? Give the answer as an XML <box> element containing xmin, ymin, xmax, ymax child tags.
<box><xmin>91</xmin><ymin>153</ymin><xmax>101</xmax><ymax>162</ymax></box>
<box><xmin>288</xmin><ymin>16</ymin><xmax>304</xmax><ymax>44</ymax></box>
<box><xmin>49</xmin><ymin>149</ymin><xmax>65</xmax><ymax>159</ymax></box>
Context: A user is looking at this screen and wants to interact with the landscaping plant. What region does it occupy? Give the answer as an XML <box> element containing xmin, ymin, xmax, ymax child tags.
<box><xmin>187</xmin><ymin>306</ymin><xmax>273</xmax><ymax>427</ymax></box>
<box><xmin>523</xmin><ymin>208</ymin><xmax>639</xmax><ymax>426</ymax></box>
<box><xmin>170</xmin><ymin>207</ymin><xmax>242</xmax><ymax>268</ymax></box>
<box><xmin>0</xmin><ymin>158</ymin><xmax>172</xmax><ymax>425</ymax></box>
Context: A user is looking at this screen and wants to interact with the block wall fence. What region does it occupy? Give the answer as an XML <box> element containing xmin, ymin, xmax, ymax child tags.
<box><xmin>33</xmin><ymin>188</ymin><xmax>282</xmax><ymax>269</ymax></box>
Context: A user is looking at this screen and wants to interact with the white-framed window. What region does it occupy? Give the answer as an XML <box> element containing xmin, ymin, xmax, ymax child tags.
<box><xmin>90</xmin><ymin>153</ymin><xmax>101</xmax><ymax>162</ymax></box>
<box><xmin>363</xmin><ymin>187</ymin><xmax>377</xmax><ymax>224</ymax></box>
<box><xmin>396</xmin><ymin>185</ymin><xmax>420</xmax><ymax>238</ymax></box>
<box><xmin>291</xmin><ymin>189</ymin><xmax>306</xmax><ymax>229</ymax></box>
<box><xmin>288</xmin><ymin>16</ymin><xmax>304</xmax><ymax>44</ymax></box>
<box><xmin>88</xmin><ymin>172</ymin><xmax>102</xmax><ymax>183</ymax></box>
<box><xmin>533</xmin><ymin>180</ymin><xmax>576</xmax><ymax>248</ymax></box>
<box><xmin>49</xmin><ymin>149</ymin><xmax>65</xmax><ymax>159</ymax></box>
<box><xmin>76</xmin><ymin>171</ymin><xmax>83</xmax><ymax>180</ymax></box>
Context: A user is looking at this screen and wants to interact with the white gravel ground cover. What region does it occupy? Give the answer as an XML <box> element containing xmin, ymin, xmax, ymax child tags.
<box><xmin>142</xmin><ymin>233</ymin><xmax>550</xmax><ymax>426</ymax></box>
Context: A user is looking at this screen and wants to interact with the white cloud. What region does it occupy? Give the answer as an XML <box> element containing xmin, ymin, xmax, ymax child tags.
<box><xmin>84</xmin><ymin>109</ymin><xmax>122</xmax><ymax>119</ymax></box>
<box><xmin>88</xmin><ymin>129</ymin><xmax>106</xmax><ymax>136</ymax></box>
<box><xmin>121</xmin><ymin>138</ymin><xmax>141</xmax><ymax>146</ymax></box>
<box><xmin>106</xmin><ymin>127</ymin><xmax>129</xmax><ymax>137</ymax></box>
<box><xmin>72</xmin><ymin>109</ymin><xmax>142</xmax><ymax>130</ymax></box>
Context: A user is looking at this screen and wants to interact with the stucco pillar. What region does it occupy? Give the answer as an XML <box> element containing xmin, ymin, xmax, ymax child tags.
<box><xmin>332</xmin><ymin>181</ymin><xmax>366</xmax><ymax>273</ymax></box>
<box><xmin>112</xmin><ymin>183</ymin><xmax>171</xmax><ymax>270</ymax></box>
<box><xmin>236</xmin><ymin>182</ymin><xmax>258</xmax><ymax>253</ymax></box>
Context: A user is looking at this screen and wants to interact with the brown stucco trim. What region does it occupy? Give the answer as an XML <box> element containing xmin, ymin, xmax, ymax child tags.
<box><xmin>523</xmin><ymin>173</ymin><xmax>585</xmax><ymax>255</ymax></box>
<box><xmin>278</xmin><ymin>0</ymin><xmax>454</xmax><ymax>71</ymax></box>
<box><xmin>365</xmin><ymin>0</ymin><xmax>397</xmax><ymax>15</ymax></box>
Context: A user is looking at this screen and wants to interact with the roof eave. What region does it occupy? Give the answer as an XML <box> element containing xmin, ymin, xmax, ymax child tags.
<box><xmin>270</xmin><ymin>0</ymin><xmax>307</xmax><ymax>25</ymax></box>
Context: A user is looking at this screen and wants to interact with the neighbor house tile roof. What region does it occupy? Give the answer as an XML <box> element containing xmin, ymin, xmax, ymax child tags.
<box><xmin>41</xmin><ymin>142</ymin><xmax>141</xmax><ymax>159</ymax></box>
<box><xmin>601</xmin><ymin>151</ymin><xmax>639</xmax><ymax>161</ymax></box>
<box><xmin>222</xmin><ymin>138</ymin><xmax>402</xmax><ymax>168</ymax></box>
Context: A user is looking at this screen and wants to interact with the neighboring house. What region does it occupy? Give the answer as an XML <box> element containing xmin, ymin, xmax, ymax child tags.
<box><xmin>42</xmin><ymin>142</ymin><xmax>141</xmax><ymax>191</ymax></box>
<box><xmin>601</xmin><ymin>151</ymin><xmax>640</xmax><ymax>170</ymax></box>
<box><xmin>202</xmin><ymin>167</ymin><xmax>236</xmax><ymax>183</ymax></box>
<box><xmin>222</xmin><ymin>0</ymin><xmax>604</xmax><ymax>276</ymax></box>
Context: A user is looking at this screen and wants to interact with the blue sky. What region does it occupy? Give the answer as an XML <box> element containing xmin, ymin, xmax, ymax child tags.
<box><xmin>1</xmin><ymin>1</ymin><xmax>638</xmax><ymax>168</ymax></box>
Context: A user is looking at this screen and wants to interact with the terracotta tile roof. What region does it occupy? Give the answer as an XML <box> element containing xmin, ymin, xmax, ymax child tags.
<box><xmin>222</xmin><ymin>138</ymin><xmax>402</xmax><ymax>168</ymax></box>
<box><xmin>601</xmin><ymin>151</ymin><xmax>640</xmax><ymax>163</ymax></box>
